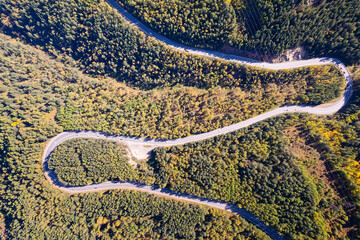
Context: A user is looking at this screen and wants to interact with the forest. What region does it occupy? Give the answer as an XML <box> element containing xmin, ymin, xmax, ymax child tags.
<box><xmin>234</xmin><ymin>0</ymin><xmax>360</xmax><ymax>65</ymax></box>
<box><xmin>55</xmin><ymin>65</ymin><xmax>343</xmax><ymax>139</ymax></box>
<box><xmin>0</xmin><ymin>0</ymin><xmax>359</xmax><ymax>239</ymax></box>
<box><xmin>0</xmin><ymin>34</ymin><xmax>272</xmax><ymax>239</ymax></box>
<box><xmin>48</xmin><ymin>138</ymin><xmax>138</xmax><ymax>186</ymax></box>
<box><xmin>0</xmin><ymin>0</ymin><xmax>347</xmax><ymax>91</ymax></box>
<box><xmin>117</xmin><ymin>0</ymin><xmax>360</xmax><ymax>65</ymax></box>
<box><xmin>118</xmin><ymin>0</ymin><xmax>237</xmax><ymax>49</ymax></box>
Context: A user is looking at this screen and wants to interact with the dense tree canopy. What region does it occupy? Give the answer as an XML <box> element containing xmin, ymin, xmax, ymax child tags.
<box><xmin>119</xmin><ymin>0</ymin><xmax>237</xmax><ymax>49</ymax></box>
<box><xmin>55</xmin><ymin>65</ymin><xmax>343</xmax><ymax>139</ymax></box>
<box><xmin>48</xmin><ymin>138</ymin><xmax>138</xmax><ymax>186</ymax></box>
<box><xmin>0</xmin><ymin>0</ymin><xmax>351</xmax><ymax>92</ymax></box>
<box><xmin>235</xmin><ymin>0</ymin><xmax>360</xmax><ymax>64</ymax></box>
<box><xmin>117</xmin><ymin>0</ymin><xmax>360</xmax><ymax>64</ymax></box>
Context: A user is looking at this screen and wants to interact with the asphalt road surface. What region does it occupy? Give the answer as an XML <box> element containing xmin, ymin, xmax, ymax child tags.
<box><xmin>42</xmin><ymin>1</ymin><xmax>355</xmax><ymax>239</ymax></box>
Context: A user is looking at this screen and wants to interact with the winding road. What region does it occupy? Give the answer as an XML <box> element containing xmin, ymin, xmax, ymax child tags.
<box><xmin>42</xmin><ymin>1</ymin><xmax>355</xmax><ymax>239</ymax></box>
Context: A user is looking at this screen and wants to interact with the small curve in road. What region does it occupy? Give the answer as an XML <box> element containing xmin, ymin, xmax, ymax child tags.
<box><xmin>42</xmin><ymin>1</ymin><xmax>354</xmax><ymax>239</ymax></box>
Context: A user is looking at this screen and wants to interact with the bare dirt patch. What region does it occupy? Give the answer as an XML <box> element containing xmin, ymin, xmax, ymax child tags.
<box><xmin>0</xmin><ymin>214</ymin><xmax>6</xmax><ymax>240</ymax></box>
<box><xmin>221</xmin><ymin>44</ymin><xmax>309</xmax><ymax>63</ymax></box>
<box><xmin>44</xmin><ymin>108</ymin><xmax>57</xmax><ymax>123</ymax></box>
<box><xmin>283</xmin><ymin>127</ymin><xmax>330</xmax><ymax>187</ymax></box>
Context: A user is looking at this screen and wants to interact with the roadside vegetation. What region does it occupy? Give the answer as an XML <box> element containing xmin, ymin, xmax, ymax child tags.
<box><xmin>0</xmin><ymin>0</ymin><xmax>346</xmax><ymax>91</ymax></box>
<box><xmin>48</xmin><ymin>138</ymin><xmax>138</xmax><ymax>186</ymax></box>
<box><xmin>116</xmin><ymin>0</ymin><xmax>360</xmax><ymax>64</ymax></box>
<box><xmin>55</xmin><ymin>63</ymin><xmax>343</xmax><ymax>139</ymax></box>
<box><xmin>232</xmin><ymin>0</ymin><xmax>360</xmax><ymax>64</ymax></box>
<box><xmin>118</xmin><ymin>0</ymin><xmax>237</xmax><ymax>49</ymax></box>
<box><xmin>306</xmin><ymin>65</ymin><xmax>360</xmax><ymax>205</ymax></box>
